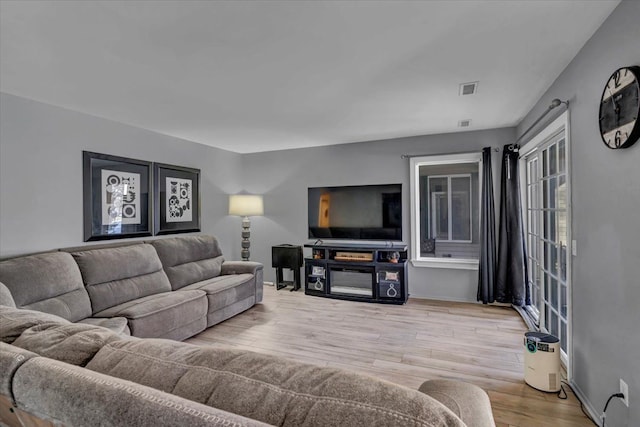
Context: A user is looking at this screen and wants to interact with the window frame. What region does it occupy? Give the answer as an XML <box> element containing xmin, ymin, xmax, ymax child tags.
<box><xmin>410</xmin><ymin>152</ymin><xmax>482</xmax><ymax>270</ymax></box>
<box><xmin>519</xmin><ymin>110</ymin><xmax>572</xmax><ymax>377</ymax></box>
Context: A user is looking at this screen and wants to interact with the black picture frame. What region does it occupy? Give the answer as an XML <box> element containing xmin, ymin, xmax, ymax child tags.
<box><xmin>154</xmin><ymin>163</ymin><xmax>201</xmax><ymax>235</ymax></box>
<box><xmin>83</xmin><ymin>151</ymin><xmax>152</xmax><ymax>241</ymax></box>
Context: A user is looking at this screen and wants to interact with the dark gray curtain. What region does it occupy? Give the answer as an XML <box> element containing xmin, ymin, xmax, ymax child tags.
<box><xmin>477</xmin><ymin>147</ymin><xmax>496</xmax><ymax>304</ymax></box>
<box><xmin>495</xmin><ymin>144</ymin><xmax>530</xmax><ymax>306</ymax></box>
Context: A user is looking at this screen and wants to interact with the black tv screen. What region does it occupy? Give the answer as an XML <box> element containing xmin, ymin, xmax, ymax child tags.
<box><xmin>308</xmin><ymin>184</ymin><xmax>402</xmax><ymax>241</ymax></box>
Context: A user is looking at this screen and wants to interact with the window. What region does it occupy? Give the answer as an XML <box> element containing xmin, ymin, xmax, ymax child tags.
<box><xmin>410</xmin><ymin>153</ymin><xmax>481</xmax><ymax>269</ymax></box>
<box><xmin>428</xmin><ymin>175</ymin><xmax>472</xmax><ymax>241</ymax></box>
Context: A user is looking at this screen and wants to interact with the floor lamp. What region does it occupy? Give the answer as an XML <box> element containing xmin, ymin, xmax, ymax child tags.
<box><xmin>228</xmin><ymin>194</ymin><xmax>264</xmax><ymax>261</ymax></box>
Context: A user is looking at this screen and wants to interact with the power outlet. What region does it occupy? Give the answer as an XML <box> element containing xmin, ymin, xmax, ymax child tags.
<box><xmin>620</xmin><ymin>379</ymin><xmax>629</xmax><ymax>407</ymax></box>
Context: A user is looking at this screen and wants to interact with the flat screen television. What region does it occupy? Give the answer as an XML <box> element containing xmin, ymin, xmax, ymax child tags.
<box><xmin>308</xmin><ymin>184</ymin><xmax>402</xmax><ymax>241</ymax></box>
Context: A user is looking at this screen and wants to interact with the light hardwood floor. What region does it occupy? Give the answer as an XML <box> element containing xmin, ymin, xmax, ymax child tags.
<box><xmin>186</xmin><ymin>286</ymin><xmax>592</xmax><ymax>427</ymax></box>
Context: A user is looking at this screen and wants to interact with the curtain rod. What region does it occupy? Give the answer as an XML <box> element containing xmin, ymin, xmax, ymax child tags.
<box><xmin>401</xmin><ymin>147</ymin><xmax>498</xmax><ymax>159</ymax></box>
<box><xmin>515</xmin><ymin>98</ymin><xmax>569</xmax><ymax>144</ymax></box>
<box><xmin>402</xmin><ymin>97</ymin><xmax>569</xmax><ymax>159</ymax></box>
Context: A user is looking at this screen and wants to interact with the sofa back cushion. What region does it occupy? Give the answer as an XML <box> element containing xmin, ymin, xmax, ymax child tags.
<box><xmin>151</xmin><ymin>236</ymin><xmax>224</xmax><ymax>290</ymax></box>
<box><xmin>0</xmin><ymin>252</ymin><xmax>92</xmax><ymax>322</ymax></box>
<box><xmin>72</xmin><ymin>244</ymin><xmax>171</xmax><ymax>314</ymax></box>
<box><xmin>87</xmin><ymin>339</ymin><xmax>465</xmax><ymax>427</ymax></box>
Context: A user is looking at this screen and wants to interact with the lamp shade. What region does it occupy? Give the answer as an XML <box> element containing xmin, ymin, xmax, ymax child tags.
<box><xmin>228</xmin><ymin>194</ymin><xmax>264</xmax><ymax>217</ymax></box>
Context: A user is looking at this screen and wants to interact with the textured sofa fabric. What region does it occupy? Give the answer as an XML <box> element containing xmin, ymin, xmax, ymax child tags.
<box><xmin>0</xmin><ymin>306</ymin><xmax>71</xmax><ymax>344</ymax></box>
<box><xmin>71</xmin><ymin>243</ymin><xmax>209</xmax><ymax>340</ymax></box>
<box><xmin>0</xmin><ymin>236</ymin><xmax>263</xmax><ymax>342</ymax></box>
<box><xmin>0</xmin><ymin>306</ymin><xmax>122</xmax><ymax>366</ymax></box>
<box><xmin>152</xmin><ymin>236</ymin><xmax>264</xmax><ymax>327</ymax></box>
<box><xmin>0</xmin><ymin>252</ymin><xmax>92</xmax><ymax>321</ymax></box>
<box><xmin>0</xmin><ymin>282</ymin><xmax>15</xmax><ymax>308</ymax></box>
<box><xmin>93</xmin><ymin>290</ymin><xmax>208</xmax><ymax>339</ymax></box>
<box><xmin>11</xmin><ymin>356</ymin><xmax>271</xmax><ymax>427</ymax></box>
<box><xmin>0</xmin><ymin>342</ymin><xmax>38</xmax><ymax>398</ymax></box>
<box><xmin>151</xmin><ymin>235</ymin><xmax>225</xmax><ymax>290</ymax></box>
<box><xmin>87</xmin><ymin>339</ymin><xmax>466</xmax><ymax>427</ymax></box>
<box><xmin>71</xmin><ymin>244</ymin><xmax>173</xmax><ymax>313</ymax></box>
<box><xmin>181</xmin><ymin>274</ymin><xmax>256</xmax><ymax>327</ymax></box>
<box><xmin>221</xmin><ymin>261</ymin><xmax>264</xmax><ymax>304</ymax></box>
<box><xmin>78</xmin><ymin>316</ymin><xmax>131</xmax><ymax>335</ymax></box>
<box><xmin>13</xmin><ymin>321</ymin><xmax>123</xmax><ymax>367</ymax></box>
<box><xmin>419</xmin><ymin>380</ymin><xmax>496</xmax><ymax>427</ymax></box>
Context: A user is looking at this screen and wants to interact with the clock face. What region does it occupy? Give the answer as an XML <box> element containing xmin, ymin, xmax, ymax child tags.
<box><xmin>599</xmin><ymin>66</ymin><xmax>640</xmax><ymax>149</ymax></box>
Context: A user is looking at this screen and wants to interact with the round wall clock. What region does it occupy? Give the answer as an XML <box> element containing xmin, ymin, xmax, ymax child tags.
<box><xmin>599</xmin><ymin>66</ymin><xmax>640</xmax><ymax>149</ymax></box>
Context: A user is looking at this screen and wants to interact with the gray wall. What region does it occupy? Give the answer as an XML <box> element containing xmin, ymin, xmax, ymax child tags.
<box><xmin>517</xmin><ymin>1</ymin><xmax>639</xmax><ymax>425</ymax></box>
<box><xmin>241</xmin><ymin>128</ymin><xmax>511</xmax><ymax>301</ymax></box>
<box><xmin>0</xmin><ymin>93</ymin><xmax>242</xmax><ymax>257</ymax></box>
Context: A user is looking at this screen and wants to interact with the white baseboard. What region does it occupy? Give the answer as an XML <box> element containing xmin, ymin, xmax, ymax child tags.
<box><xmin>570</xmin><ymin>380</ymin><xmax>600</xmax><ymax>426</ymax></box>
<box><xmin>408</xmin><ymin>294</ymin><xmax>476</xmax><ymax>303</ymax></box>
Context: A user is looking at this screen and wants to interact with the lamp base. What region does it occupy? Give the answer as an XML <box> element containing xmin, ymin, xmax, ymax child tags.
<box><xmin>241</xmin><ymin>216</ymin><xmax>251</xmax><ymax>261</ymax></box>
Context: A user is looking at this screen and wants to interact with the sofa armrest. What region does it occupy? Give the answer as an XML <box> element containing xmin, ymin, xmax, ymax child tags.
<box><xmin>0</xmin><ymin>282</ymin><xmax>16</xmax><ymax>308</ymax></box>
<box><xmin>221</xmin><ymin>261</ymin><xmax>264</xmax><ymax>303</ymax></box>
<box><xmin>12</xmin><ymin>357</ymin><xmax>270</xmax><ymax>427</ymax></box>
<box><xmin>418</xmin><ymin>379</ymin><xmax>496</xmax><ymax>427</ymax></box>
<box><xmin>221</xmin><ymin>261</ymin><xmax>262</xmax><ymax>276</ymax></box>
<box><xmin>0</xmin><ymin>343</ymin><xmax>38</xmax><ymax>398</ymax></box>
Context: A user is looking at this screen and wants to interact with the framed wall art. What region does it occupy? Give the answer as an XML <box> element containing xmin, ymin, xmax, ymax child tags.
<box><xmin>154</xmin><ymin>163</ymin><xmax>201</xmax><ymax>235</ymax></box>
<box><xmin>83</xmin><ymin>151</ymin><xmax>152</xmax><ymax>241</ymax></box>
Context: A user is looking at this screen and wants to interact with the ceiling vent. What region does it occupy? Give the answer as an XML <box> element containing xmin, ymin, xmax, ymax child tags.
<box><xmin>459</xmin><ymin>81</ymin><xmax>478</xmax><ymax>96</ymax></box>
<box><xmin>458</xmin><ymin>119</ymin><xmax>472</xmax><ymax>128</ymax></box>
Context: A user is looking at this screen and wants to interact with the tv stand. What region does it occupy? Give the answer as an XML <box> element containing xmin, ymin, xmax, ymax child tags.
<box><xmin>304</xmin><ymin>242</ymin><xmax>408</xmax><ymax>304</ymax></box>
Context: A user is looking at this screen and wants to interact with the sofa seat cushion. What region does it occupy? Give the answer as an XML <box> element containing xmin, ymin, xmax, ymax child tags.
<box><xmin>78</xmin><ymin>317</ymin><xmax>131</xmax><ymax>336</ymax></box>
<box><xmin>0</xmin><ymin>306</ymin><xmax>70</xmax><ymax>344</ymax></box>
<box><xmin>87</xmin><ymin>340</ymin><xmax>465</xmax><ymax>427</ymax></box>
<box><xmin>179</xmin><ymin>274</ymin><xmax>255</xmax><ymax>327</ymax></box>
<box><xmin>181</xmin><ymin>274</ymin><xmax>254</xmax><ymax>310</ymax></box>
<box><xmin>93</xmin><ymin>290</ymin><xmax>208</xmax><ymax>340</ymax></box>
<box><xmin>72</xmin><ymin>244</ymin><xmax>172</xmax><ymax>314</ymax></box>
<box><xmin>12</xmin><ymin>321</ymin><xmax>122</xmax><ymax>366</ymax></box>
<box><xmin>0</xmin><ymin>252</ymin><xmax>92</xmax><ymax>321</ymax></box>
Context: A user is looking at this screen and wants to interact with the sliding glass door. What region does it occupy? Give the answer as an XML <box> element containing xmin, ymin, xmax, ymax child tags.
<box><xmin>522</xmin><ymin>112</ymin><xmax>571</xmax><ymax>365</ymax></box>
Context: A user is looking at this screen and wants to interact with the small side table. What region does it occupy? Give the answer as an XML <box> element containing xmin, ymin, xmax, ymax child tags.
<box><xmin>271</xmin><ymin>244</ymin><xmax>303</xmax><ymax>291</ymax></box>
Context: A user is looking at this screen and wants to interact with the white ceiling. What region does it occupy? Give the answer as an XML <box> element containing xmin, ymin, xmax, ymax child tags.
<box><xmin>0</xmin><ymin>1</ymin><xmax>620</xmax><ymax>153</ymax></box>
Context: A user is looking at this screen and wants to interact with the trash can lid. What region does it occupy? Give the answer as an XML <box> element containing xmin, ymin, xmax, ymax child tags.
<box><xmin>525</xmin><ymin>331</ymin><xmax>559</xmax><ymax>343</ymax></box>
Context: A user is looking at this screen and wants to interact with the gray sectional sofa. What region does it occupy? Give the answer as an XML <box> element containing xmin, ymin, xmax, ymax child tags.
<box><xmin>0</xmin><ymin>306</ymin><xmax>495</xmax><ymax>427</ymax></box>
<box><xmin>0</xmin><ymin>235</ymin><xmax>263</xmax><ymax>340</ymax></box>
<box><xmin>0</xmin><ymin>235</ymin><xmax>496</xmax><ymax>427</ymax></box>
